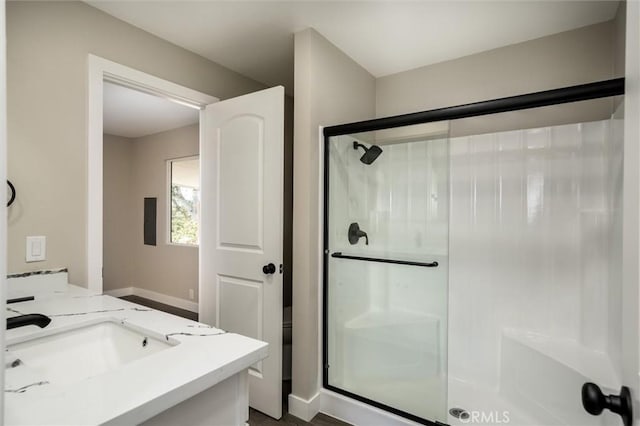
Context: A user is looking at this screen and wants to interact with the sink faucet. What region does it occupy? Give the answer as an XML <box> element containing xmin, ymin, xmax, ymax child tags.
<box><xmin>7</xmin><ymin>314</ymin><xmax>52</xmax><ymax>330</ymax></box>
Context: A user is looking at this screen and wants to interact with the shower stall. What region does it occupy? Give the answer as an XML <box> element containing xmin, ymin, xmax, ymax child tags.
<box><xmin>323</xmin><ymin>79</ymin><xmax>632</xmax><ymax>426</ymax></box>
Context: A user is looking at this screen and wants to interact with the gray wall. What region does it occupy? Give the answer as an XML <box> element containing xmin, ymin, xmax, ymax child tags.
<box><xmin>103</xmin><ymin>125</ymin><xmax>200</xmax><ymax>303</ymax></box>
<box><xmin>376</xmin><ymin>21</ymin><xmax>620</xmax><ymax>120</ymax></box>
<box><xmin>1</xmin><ymin>2</ymin><xmax>8</xmax><ymax>419</ymax></box>
<box><xmin>375</xmin><ymin>16</ymin><xmax>626</xmax><ymax>138</ymax></box>
<box><xmin>614</xmin><ymin>2</ymin><xmax>626</xmax><ymax>82</ymax></box>
<box><xmin>103</xmin><ymin>133</ymin><xmax>135</xmax><ymax>295</ymax></box>
<box><xmin>292</xmin><ymin>28</ymin><xmax>376</xmax><ymax>402</ymax></box>
<box><xmin>7</xmin><ymin>1</ymin><xmax>265</xmax><ymax>283</ymax></box>
<box><xmin>131</xmin><ymin>125</ymin><xmax>200</xmax><ymax>302</ymax></box>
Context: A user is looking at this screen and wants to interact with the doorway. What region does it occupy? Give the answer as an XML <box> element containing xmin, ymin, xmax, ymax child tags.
<box><xmin>102</xmin><ymin>80</ymin><xmax>202</xmax><ymax>319</ymax></box>
<box><xmin>87</xmin><ymin>54</ymin><xmax>218</xmax><ymax>295</ymax></box>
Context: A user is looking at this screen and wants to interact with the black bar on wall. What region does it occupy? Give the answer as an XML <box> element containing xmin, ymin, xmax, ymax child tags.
<box><xmin>331</xmin><ymin>252</ymin><xmax>438</xmax><ymax>267</ymax></box>
<box><xmin>144</xmin><ymin>197</ymin><xmax>157</xmax><ymax>246</ymax></box>
<box><xmin>323</xmin><ymin>78</ymin><xmax>625</xmax><ymax>136</ymax></box>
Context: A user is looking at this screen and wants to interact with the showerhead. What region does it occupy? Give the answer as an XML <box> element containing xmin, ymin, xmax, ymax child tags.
<box><xmin>353</xmin><ymin>141</ymin><xmax>383</xmax><ymax>165</ymax></box>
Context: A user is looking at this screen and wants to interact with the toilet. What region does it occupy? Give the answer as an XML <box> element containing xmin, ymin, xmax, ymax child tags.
<box><xmin>283</xmin><ymin>306</ymin><xmax>292</xmax><ymax>380</ymax></box>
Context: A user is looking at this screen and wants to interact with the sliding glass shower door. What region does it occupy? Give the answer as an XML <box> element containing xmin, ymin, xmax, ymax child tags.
<box><xmin>324</xmin><ymin>122</ymin><xmax>450</xmax><ymax>424</ymax></box>
<box><xmin>323</xmin><ymin>79</ymin><xmax>634</xmax><ymax>426</ymax></box>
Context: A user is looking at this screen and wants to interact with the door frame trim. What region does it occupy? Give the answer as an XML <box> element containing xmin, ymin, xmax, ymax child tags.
<box><xmin>87</xmin><ymin>54</ymin><xmax>218</xmax><ymax>293</ymax></box>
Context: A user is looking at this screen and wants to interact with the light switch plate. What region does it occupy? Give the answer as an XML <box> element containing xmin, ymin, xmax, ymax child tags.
<box><xmin>26</xmin><ymin>236</ymin><xmax>46</xmax><ymax>262</ymax></box>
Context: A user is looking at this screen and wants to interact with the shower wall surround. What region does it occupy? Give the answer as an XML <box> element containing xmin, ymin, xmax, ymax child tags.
<box><xmin>447</xmin><ymin>113</ymin><xmax>623</xmax><ymax>425</ymax></box>
<box><xmin>328</xmin><ymin>135</ymin><xmax>449</xmax><ymax>257</ymax></box>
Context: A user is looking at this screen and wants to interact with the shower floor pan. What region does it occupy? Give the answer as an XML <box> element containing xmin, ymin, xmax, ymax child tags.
<box><xmin>447</xmin><ymin>377</ymin><xmax>540</xmax><ymax>426</ymax></box>
<box><xmin>447</xmin><ymin>330</ymin><xmax>620</xmax><ymax>425</ymax></box>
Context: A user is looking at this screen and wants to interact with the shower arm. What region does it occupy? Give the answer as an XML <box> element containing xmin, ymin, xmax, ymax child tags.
<box><xmin>353</xmin><ymin>141</ymin><xmax>367</xmax><ymax>153</ymax></box>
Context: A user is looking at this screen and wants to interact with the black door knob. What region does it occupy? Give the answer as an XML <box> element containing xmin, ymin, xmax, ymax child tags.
<box><xmin>262</xmin><ymin>263</ymin><xmax>276</xmax><ymax>275</ymax></box>
<box><xmin>582</xmin><ymin>382</ymin><xmax>633</xmax><ymax>426</ymax></box>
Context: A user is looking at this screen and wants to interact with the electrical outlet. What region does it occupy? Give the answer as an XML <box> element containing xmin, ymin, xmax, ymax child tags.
<box><xmin>189</xmin><ymin>289</ymin><xmax>195</xmax><ymax>300</ymax></box>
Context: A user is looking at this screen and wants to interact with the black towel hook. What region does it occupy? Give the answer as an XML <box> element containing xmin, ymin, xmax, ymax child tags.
<box><xmin>7</xmin><ymin>180</ymin><xmax>15</xmax><ymax>207</ymax></box>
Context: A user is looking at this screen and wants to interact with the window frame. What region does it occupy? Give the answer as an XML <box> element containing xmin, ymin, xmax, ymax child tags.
<box><xmin>166</xmin><ymin>155</ymin><xmax>200</xmax><ymax>248</ymax></box>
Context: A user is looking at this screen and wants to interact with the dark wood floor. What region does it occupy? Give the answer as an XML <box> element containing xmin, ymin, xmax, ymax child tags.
<box><xmin>249</xmin><ymin>409</ymin><xmax>350</xmax><ymax>426</ymax></box>
<box><xmin>119</xmin><ymin>295</ymin><xmax>198</xmax><ymax>321</ymax></box>
<box><xmin>119</xmin><ymin>295</ymin><xmax>349</xmax><ymax>425</ymax></box>
<box><xmin>250</xmin><ymin>378</ymin><xmax>349</xmax><ymax>425</ymax></box>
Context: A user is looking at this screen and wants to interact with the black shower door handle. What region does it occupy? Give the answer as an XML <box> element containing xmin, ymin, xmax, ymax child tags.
<box><xmin>262</xmin><ymin>263</ymin><xmax>276</xmax><ymax>275</ymax></box>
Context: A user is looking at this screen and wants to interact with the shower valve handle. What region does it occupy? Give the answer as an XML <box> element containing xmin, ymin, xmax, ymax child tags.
<box><xmin>348</xmin><ymin>222</ymin><xmax>369</xmax><ymax>245</ymax></box>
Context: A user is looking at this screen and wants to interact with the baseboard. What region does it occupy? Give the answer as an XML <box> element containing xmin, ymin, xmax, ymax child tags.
<box><xmin>104</xmin><ymin>286</ymin><xmax>198</xmax><ymax>313</ymax></box>
<box><xmin>288</xmin><ymin>392</ymin><xmax>320</xmax><ymax>422</ymax></box>
<box><xmin>320</xmin><ymin>389</ymin><xmax>421</xmax><ymax>426</ymax></box>
<box><xmin>104</xmin><ymin>287</ymin><xmax>134</xmax><ymax>298</ymax></box>
<box><xmin>133</xmin><ymin>287</ymin><xmax>198</xmax><ymax>313</ymax></box>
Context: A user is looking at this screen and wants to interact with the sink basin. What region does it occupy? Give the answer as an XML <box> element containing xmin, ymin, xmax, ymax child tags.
<box><xmin>7</xmin><ymin>320</ymin><xmax>175</xmax><ymax>386</ymax></box>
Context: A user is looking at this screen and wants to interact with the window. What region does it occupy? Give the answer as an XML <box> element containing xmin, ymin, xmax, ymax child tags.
<box><xmin>168</xmin><ymin>156</ymin><xmax>200</xmax><ymax>246</ymax></box>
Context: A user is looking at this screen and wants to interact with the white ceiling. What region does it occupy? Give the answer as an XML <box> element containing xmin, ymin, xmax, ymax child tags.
<box><xmin>88</xmin><ymin>1</ymin><xmax>619</xmax><ymax>94</ymax></box>
<box><xmin>103</xmin><ymin>81</ymin><xmax>199</xmax><ymax>138</ymax></box>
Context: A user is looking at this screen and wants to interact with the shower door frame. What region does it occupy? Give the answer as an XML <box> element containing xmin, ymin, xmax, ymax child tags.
<box><xmin>322</xmin><ymin>78</ymin><xmax>626</xmax><ymax>426</ymax></box>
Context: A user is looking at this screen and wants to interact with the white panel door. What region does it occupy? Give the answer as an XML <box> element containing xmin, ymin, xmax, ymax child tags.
<box><xmin>200</xmin><ymin>86</ymin><xmax>284</xmax><ymax>419</ymax></box>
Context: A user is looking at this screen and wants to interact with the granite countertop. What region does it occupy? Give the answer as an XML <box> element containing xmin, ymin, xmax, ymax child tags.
<box><xmin>4</xmin><ymin>285</ymin><xmax>268</xmax><ymax>425</ymax></box>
